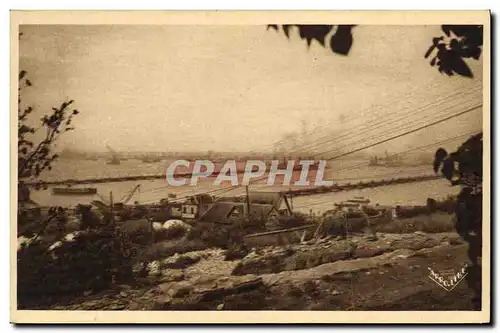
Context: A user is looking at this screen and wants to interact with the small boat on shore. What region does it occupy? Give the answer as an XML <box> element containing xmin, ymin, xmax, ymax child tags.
<box><xmin>52</xmin><ymin>187</ymin><xmax>97</xmax><ymax>195</ymax></box>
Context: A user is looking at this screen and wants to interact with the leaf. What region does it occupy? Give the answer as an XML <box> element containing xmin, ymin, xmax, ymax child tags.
<box><xmin>450</xmin><ymin>38</ymin><xmax>460</xmax><ymax>51</ymax></box>
<box><xmin>19</xmin><ymin>70</ymin><xmax>27</xmax><ymax>81</ymax></box>
<box><xmin>432</xmin><ymin>37</ymin><xmax>444</xmax><ymax>45</ymax></box>
<box><xmin>282</xmin><ymin>25</ymin><xmax>293</xmax><ymax>38</ymax></box>
<box><xmin>433</xmin><ymin>148</ymin><xmax>448</xmax><ymax>173</ymax></box>
<box><xmin>442</xmin><ymin>157</ymin><xmax>455</xmax><ymax>181</ymax></box>
<box><xmin>424</xmin><ymin>45</ymin><xmax>436</xmax><ymax>58</ymax></box>
<box><xmin>442</xmin><ymin>25</ymin><xmax>452</xmax><ymax>37</ymax></box>
<box><xmin>451</xmin><ymin>55</ymin><xmax>473</xmax><ymax>78</ymax></box>
<box><xmin>330</xmin><ymin>25</ymin><xmax>354</xmax><ymax>56</ymax></box>
<box><xmin>297</xmin><ymin>25</ymin><xmax>333</xmax><ymax>47</ymax></box>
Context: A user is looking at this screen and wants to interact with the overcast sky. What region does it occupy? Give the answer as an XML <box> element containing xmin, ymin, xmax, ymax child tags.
<box><xmin>18</xmin><ymin>25</ymin><xmax>483</xmax><ymax>154</ymax></box>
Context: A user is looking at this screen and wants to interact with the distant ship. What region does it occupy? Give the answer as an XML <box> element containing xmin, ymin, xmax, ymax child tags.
<box><xmin>141</xmin><ymin>156</ymin><xmax>162</xmax><ymax>163</ymax></box>
<box><xmin>369</xmin><ymin>156</ymin><xmax>380</xmax><ymax>166</ymax></box>
<box><xmin>106</xmin><ymin>144</ymin><xmax>121</xmax><ymax>165</ymax></box>
<box><xmin>107</xmin><ymin>156</ymin><xmax>121</xmax><ymax>165</ymax></box>
<box><xmin>369</xmin><ymin>151</ymin><xmax>403</xmax><ymax>167</ymax></box>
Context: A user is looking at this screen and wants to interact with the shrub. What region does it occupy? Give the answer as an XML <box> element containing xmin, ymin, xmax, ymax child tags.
<box><xmin>186</xmin><ymin>222</ymin><xmax>231</xmax><ymax>249</ymax></box>
<box><xmin>278</xmin><ymin>215</ymin><xmax>308</xmax><ymax>229</ymax></box>
<box><xmin>155</xmin><ymin>223</ymin><xmax>189</xmax><ymax>242</ymax></box>
<box><xmin>17</xmin><ymin>227</ymin><xmax>136</xmax><ymax>309</ymax></box>
<box><xmin>139</xmin><ymin>239</ymin><xmax>207</xmax><ymax>263</ymax></box>
<box><xmin>224</xmin><ymin>243</ymin><xmax>250</xmax><ymax>261</ymax></box>
<box><xmin>117</xmin><ymin>219</ymin><xmax>152</xmax><ymax>245</ymax></box>
<box><xmin>373</xmin><ymin>212</ymin><xmax>454</xmax><ymax>234</ymax></box>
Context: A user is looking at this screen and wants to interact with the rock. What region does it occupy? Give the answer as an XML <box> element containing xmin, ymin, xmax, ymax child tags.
<box><xmin>364</xmin><ymin>234</ymin><xmax>378</xmax><ymax>242</ymax></box>
<box><xmin>232</xmin><ymin>251</ymin><xmax>292</xmax><ymax>275</ymax></box>
<box><xmin>196</xmin><ymin>275</ymin><xmax>263</xmax><ymax>301</ymax></box>
<box><xmin>152</xmin><ymin>222</ymin><xmax>163</xmax><ymax>231</ymax></box>
<box><xmin>108</xmin><ymin>303</ymin><xmax>126</xmax><ymax>310</ymax></box>
<box><xmin>260</xmin><ymin>248</ymin><xmax>417</xmax><ymax>286</ymax></box>
<box><xmin>160</xmin><ymin>269</ymin><xmax>185</xmax><ymax>282</ymax></box>
<box><xmin>159</xmin><ymin>280</ymin><xmax>194</xmax><ymax>298</ymax></box>
<box><xmin>147</xmin><ymin>261</ymin><xmax>161</xmax><ymax>276</ymax></box>
<box><xmin>163</xmin><ymin>220</ymin><xmax>191</xmax><ymax>231</ymax></box>
<box><xmin>154</xmin><ymin>275</ymin><xmax>264</xmax><ymax>309</ymax></box>
<box><xmin>233</xmin><ymin>242</ymin><xmax>354</xmax><ymax>276</ymax></box>
<box><xmin>352</xmin><ymin>242</ymin><xmax>391</xmax><ymax>259</ymax></box>
<box><xmin>162</xmin><ymin>253</ymin><xmax>201</xmax><ymax>269</ymax></box>
<box><xmin>119</xmin><ymin>284</ymin><xmax>132</xmax><ymax>290</ymax></box>
<box><xmin>390</xmin><ymin>236</ymin><xmax>440</xmax><ymax>251</ymax></box>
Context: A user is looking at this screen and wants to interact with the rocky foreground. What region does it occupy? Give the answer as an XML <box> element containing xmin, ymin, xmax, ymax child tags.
<box><xmin>49</xmin><ymin>232</ymin><xmax>477</xmax><ymax>311</ymax></box>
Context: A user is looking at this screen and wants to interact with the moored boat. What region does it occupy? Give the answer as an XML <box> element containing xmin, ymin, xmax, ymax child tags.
<box><xmin>52</xmin><ymin>187</ymin><xmax>97</xmax><ymax>195</ymax></box>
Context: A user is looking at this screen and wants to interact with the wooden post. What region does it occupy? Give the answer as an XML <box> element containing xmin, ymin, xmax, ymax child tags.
<box><xmin>109</xmin><ymin>191</ymin><xmax>116</xmax><ymax>283</ymax></box>
<box><xmin>109</xmin><ymin>191</ymin><xmax>115</xmax><ymax>228</ymax></box>
<box><xmin>245</xmin><ymin>185</ymin><xmax>251</xmax><ymax>221</ymax></box>
<box><xmin>149</xmin><ymin>217</ymin><xmax>154</xmax><ymax>245</ymax></box>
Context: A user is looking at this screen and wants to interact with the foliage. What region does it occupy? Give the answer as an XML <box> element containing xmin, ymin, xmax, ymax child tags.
<box><xmin>18</xmin><ymin>68</ymin><xmax>80</xmax><ymax>244</ymax></box>
<box><xmin>185</xmin><ymin>222</ymin><xmax>232</xmax><ymax>249</ymax></box>
<box><xmin>425</xmin><ymin>25</ymin><xmax>483</xmax><ymax>78</ymax></box>
<box><xmin>18</xmin><ymin>71</ymin><xmax>79</xmax><ymax>189</ymax></box>
<box><xmin>373</xmin><ymin>212</ymin><xmax>455</xmax><ymax>234</ymax></box>
<box><xmin>268</xmin><ymin>25</ymin><xmax>355</xmax><ymax>55</ymax></box>
<box><xmin>268</xmin><ymin>25</ymin><xmax>483</xmax><ymax>77</ymax></box>
<box><xmin>155</xmin><ymin>223</ymin><xmax>189</xmax><ymax>242</ymax></box>
<box><xmin>76</xmin><ymin>204</ymin><xmax>108</xmax><ymax>230</ymax></box>
<box><xmin>434</xmin><ymin>132</ymin><xmax>483</xmax><ymax>308</ymax></box>
<box><xmin>17</xmin><ymin>228</ymin><xmax>136</xmax><ymax>309</ymax></box>
<box><xmin>434</xmin><ymin>133</ymin><xmax>482</xmax><ymax>187</ymax></box>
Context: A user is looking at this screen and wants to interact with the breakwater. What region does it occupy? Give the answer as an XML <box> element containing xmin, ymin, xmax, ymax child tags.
<box><xmin>284</xmin><ymin>174</ymin><xmax>440</xmax><ymax>197</ymax></box>
<box><xmin>26</xmin><ymin>172</ymin><xmax>228</xmax><ymax>187</ymax></box>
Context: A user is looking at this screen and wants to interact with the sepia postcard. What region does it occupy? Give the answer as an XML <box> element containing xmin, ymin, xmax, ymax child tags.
<box><xmin>10</xmin><ymin>10</ymin><xmax>490</xmax><ymax>324</ymax></box>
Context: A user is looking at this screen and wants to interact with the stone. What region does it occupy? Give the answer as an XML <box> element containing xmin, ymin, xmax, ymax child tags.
<box><xmin>160</xmin><ymin>269</ymin><xmax>185</xmax><ymax>282</ymax></box>
<box><xmin>153</xmin><ymin>274</ymin><xmax>264</xmax><ymax>309</ymax></box>
<box><xmin>162</xmin><ymin>253</ymin><xmax>201</xmax><ymax>269</ymax></box>
<box><xmin>119</xmin><ymin>284</ymin><xmax>132</xmax><ymax>290</ymax></box>
<box><xmin>159</xmin><ymin>280</ymin><xmax>194</xmax><ymax>298</ymax></box>
<box><xmin>147</xmin><ymin>261</ymin><xmax>161</xmax><ymax>276</ymax></box>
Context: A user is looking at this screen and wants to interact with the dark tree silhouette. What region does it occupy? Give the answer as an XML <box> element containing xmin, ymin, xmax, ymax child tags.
<box><xmin>434</xmin><ymin>133</ymin><xmax>483</xmax><ymax>309</ymax></box>
<box><xmin>18</xmin><ymin>69</ymin><xmax>79</xmax><ymax>239</ymax></box>
<box><xmin>268</xmin><ymin>24</ymin><xmax>483</xmax><ymax>77</ymax></box>
<box><xmin>18</xmin><ymin>70</ymin><xmax>79</xmax><ymax>187</ymax></box>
